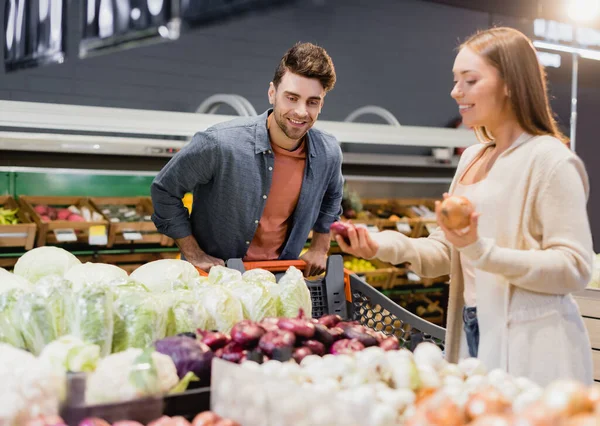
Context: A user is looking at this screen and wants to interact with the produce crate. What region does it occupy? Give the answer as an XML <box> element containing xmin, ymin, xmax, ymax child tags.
<box><xmin>393</xmin><ymin>198</ymin><xmax>440</xmax><ymax>237</ymax></box>
<box><xmin>61</xmin><ymin>373</ymin><xmax>211</xmax><ymax>424</ymax></box>
<box><xmin>90</xmin><ymin>196</ymin><xmax>173</xmax><ymax>248</ymax></box>
<box><xmin>342</xmin><ymin>255</ymin><xmax>398</xmax><ymax>289</ymax></box>
<box><xmin>389</xmin><ymin>266</ymin><xmax>450</xmax><ymax>288</ymax></box>
<box><xmin>221</xmin><ymin>255</ymin><xmax>445</xmax><ymax>350</ymax></box>
<box><xmin>18</xmin><ymin>196</ymin><xmax>109</xmax><ymax>247</ymax></box>
<box><xmin>0</xmin><ymin>195</ymin><xmax>36</xmax><ymax>250</ymax></box>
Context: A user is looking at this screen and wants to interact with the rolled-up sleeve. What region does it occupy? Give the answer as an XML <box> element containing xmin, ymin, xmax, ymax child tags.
<box><xmin>313</xmin><ymin>147</ymin><xmax>343</xmax><ymax>233</ymax></box>
<box><xmin>151</xmin><ymin>131</ymin><xmax>218</xmax><ymax>239</ymax></box>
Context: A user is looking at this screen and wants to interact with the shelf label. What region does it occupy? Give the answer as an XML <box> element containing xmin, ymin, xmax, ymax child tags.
<box><xmin>88</xmin><ymin>225</ymin><xmax>107</xmax><ymax>246</ymax></box>
<box><xmin>54</xmin><ymin>229</ymin><xmax>77</xmax><ymax>242</ymax></box>
<box><xmin>425</xmin><ymin>224</ymin><xmax>438</xmax><ymax>234</ymax></box>
<box><xmin>123</xmin><ymin>231</ymin><xmax>143</xmax><ymax>241</ymax></box>
<box><xmin>396</xmin><ymin>223</ymin><xmax>412</xmax><ymax>234</ymax></box>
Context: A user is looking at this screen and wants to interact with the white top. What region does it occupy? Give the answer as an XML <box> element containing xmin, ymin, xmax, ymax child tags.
<box><xmin>453</xmin><ymin>180</ymin><xmax>486</xmax><ymax>307</ymax></box>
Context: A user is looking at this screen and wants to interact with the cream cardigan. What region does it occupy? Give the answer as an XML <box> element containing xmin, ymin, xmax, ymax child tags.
<box><xmin>372</xmin><ymin>133</ymin><xmax>594</xmax><ymax>385</ymax></box>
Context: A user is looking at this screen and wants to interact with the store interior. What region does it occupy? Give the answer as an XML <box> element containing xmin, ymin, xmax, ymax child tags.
<box><xmin>1</xmin><ymin>0</ymin><xmax>600</xmax><ymax>425</ymax></box>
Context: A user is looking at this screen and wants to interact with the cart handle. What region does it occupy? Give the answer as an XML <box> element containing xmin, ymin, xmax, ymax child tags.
<box><xmin>241</xmin><ymin>259</ymin><xmax>307</xmax><ymax>272</ymax></box>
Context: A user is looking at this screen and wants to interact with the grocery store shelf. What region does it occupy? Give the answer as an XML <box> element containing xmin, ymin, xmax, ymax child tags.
<box><xmin>0</xmin><ymin>166</ymin><xmax>158</xmax><ymax>176</ymax></box>
<box><xmin>342</xmin><ymin>152</ymin><xmax>460</xmax><ymax>168</ymax></box>
<box><xmin>0</xmin><ymin>100</ymin><xmax>477</xmax><ymax>155</ymax></box>
<box><xmin>344</xmin><ymin>175</ymin><xmax>453</xmax><ymax>184</ymax></box>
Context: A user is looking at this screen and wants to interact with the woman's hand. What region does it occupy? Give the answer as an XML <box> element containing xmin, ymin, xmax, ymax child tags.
<box><xmin>435</xmin><ymin>193</ymin><xmax>481</xmax><ymax>248</ymax></box>
<box><xmin>335</xmin><ymin>224</ymin><xmax>379</xmax><ymax>259</ymax></box>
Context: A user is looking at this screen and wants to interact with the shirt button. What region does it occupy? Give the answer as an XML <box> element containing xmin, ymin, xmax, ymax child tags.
<box><xmin>254</xmin><ymin>220</ymin><xmax>259</xmax><ymax>224</ymax></box>
<box><xmin>262</xmin><ymin>195</ymin><xmax>267</xmax><ymax>199</ymax></box>
<box><xmin>268</xmin><ymin>150</ymin><xmax>272</xmax><ymax>154</ymax></box>
<box><xmin>246</xmin><ymin>241</ymin><xmax>250</xmax><ymax>245</ymax></box>
<box><xmin>262</xmin><ymin>152</ymin><xmax>266</xmax><ymax>155</ymax></box>
<box><xmin>268</xmin><ymin>166</ymin><xmax>273</xmax><ymax>171</ymax></box>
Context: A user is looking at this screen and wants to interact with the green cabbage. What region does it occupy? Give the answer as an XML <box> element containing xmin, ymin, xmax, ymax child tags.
<box><xmin>165</xmin><ymin>290</ymin><xmax>210</xmax><ymax>336</ymax></box>
<box><xmin>208</xmin><ymin>265</ymin><xmax>242</xmax><ymax>286</ymax></box>
<box><xmin>64</xmin><ymin>262</ymin><xmax>128</xmax><ymax>291</ymax></box>
<box><xmin>242</xmin><ymin>268</ymin><xmax>276</xmax><ymax>284</ymax></box>
<box><xmin>68</xmin><ymin>284</ymin><xmax>114</xmax><ymax>356</ymax></box>
<box><xmin>224</xmin><ymin>280</ymin><xmax>278</xmax><ymax>322</ymax></box>
<box><xmin>0</xmin><ymin>289</ymin><xmax>26</xmax><ymax>348</ymax></box>
<box><xmin>13</xmin><ymin>291</ymin><xmax>57</xmax><ymax>355</ymax></box>
<box><xmin>112</xmin><ymin>287</ymin><xmax>167</xmax><ymax>353</ymax></box>
<box><xmin>130</xmin><ymin>259</ymin><xmax>200</xmax><ymax>292</ymax></box>
<box><xmin>193</xmin><ymin>284</ymin><xmax>243</xmax><ymax>332</ymax></box>
<box><xmin>0</xmin><ymin>267</ymin><xmax>32</xmax><ymax>292</ymax></box>
<box><xmin>35</xmin><ymin>275</ymin><xmax>73</xmax><ymax>338</ymax></box>
<box><xmin>39</xmin><ymin>335</ymin><xmax>100</xmax><ymax>373</ymax></box>
<box><xmin>278</xmin><ymin>266</ymin><xmax>312</xmax><ymax>318</ymax></box>
<box><xmin>13</xmin><ymin>246</ymin><xmax>81</xmax><ymax>284</ymax></box>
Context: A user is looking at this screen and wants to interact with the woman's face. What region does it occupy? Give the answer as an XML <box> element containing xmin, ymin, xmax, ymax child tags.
<box><xmin>451</xmin><ymin>47</ymin><xmax>510</xmax><ymax>131</ymax></box>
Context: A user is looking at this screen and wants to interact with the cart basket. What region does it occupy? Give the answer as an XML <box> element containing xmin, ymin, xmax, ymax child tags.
<box><xmin>198</xmin><ymin>255</ymin><xmax>446</xmax><ymax>351</ymax></box>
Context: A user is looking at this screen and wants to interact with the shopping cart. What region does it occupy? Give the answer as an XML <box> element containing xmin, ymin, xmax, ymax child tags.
<box><xmin>201</xmin><ymin>254</ymin><xmax>446</xmax><ymax>351</ymax></box>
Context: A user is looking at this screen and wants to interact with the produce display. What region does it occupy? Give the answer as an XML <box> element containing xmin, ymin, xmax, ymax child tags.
<box><xmin>2</xmin><ymin>243</ymin><xmax>598</xmax><ymax>426</ymax></box>
<box><xmin>99</xmin><ymin>204</ymin><xmax>152</xmax><ymax>223</ymax></box>
<box><xmin>33</xmin><ymin>204</ymin><xmax>103</xmax><ymax>223</ymax></box>
<box><xmin>214</xmin><ymin>342</ymin><xmax>600</xmax><ymax>426</ymax></box>
<box><xmin>1</xmin><ymin>248</ymin><xmax>313</xmax><ymax>360</ymax></box>
<box><xmin>0</xmin><ymin>205</ymin><xmax>20</xmax><ymax>224</ymax></box>
<box><xmin>344</xmin><ymin>257</ymin><xmax>377</xmax><ymax>273</ymax></box>
<box><xmin>26</xmin><ymin>411</ymin><xmax>239</xmax><ymax>426</ymax></box>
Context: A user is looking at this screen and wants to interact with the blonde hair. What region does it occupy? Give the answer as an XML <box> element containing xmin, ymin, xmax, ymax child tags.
<box><xmin>461</xmin><ymin>27</ymin><xmax>568</xmax><ymax>145</ymax></box>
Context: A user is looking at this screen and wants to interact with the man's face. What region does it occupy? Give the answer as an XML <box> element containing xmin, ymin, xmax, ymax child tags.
<box><xmin>268</xmin><ymin>70</ymin><xmax>325</xmax><ymax>141</ymax></box>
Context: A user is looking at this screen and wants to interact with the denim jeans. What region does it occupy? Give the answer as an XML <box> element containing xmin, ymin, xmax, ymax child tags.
<box><xmin>463</xmin><ymin>306</ymin><xmax>479</xmax><ymax>358</ymax></box>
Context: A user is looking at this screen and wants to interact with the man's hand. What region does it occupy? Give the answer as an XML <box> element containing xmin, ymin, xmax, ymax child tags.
<box><xmin>190</xmin><ymin>253</ymin><xmax>225</xmax><ymax>272</ymax></box>
<box><xmin>300</xmin><ymin>248</ymin><xmax>328</xmax><ymax>277</ymax></box>
<box><xmin>175</xmin><ymin>235</ymin><xmax>224</xmax><ymax>273</ymax></box>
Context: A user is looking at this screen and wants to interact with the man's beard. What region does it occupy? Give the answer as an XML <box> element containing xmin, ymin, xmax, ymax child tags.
<box><xmin>274</xmin><ymin>108</ymin><xmax>311</xmax><ymax>140</ymax></box>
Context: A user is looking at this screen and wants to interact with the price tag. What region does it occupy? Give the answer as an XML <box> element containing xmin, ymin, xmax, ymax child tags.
<box><xmin>425</xmin><ymin>224</ymin><xmax>439</xmax><ymax>234</ymax></box>
<box><xmin>54</xmin><ymin>229</ymin><xmax>77</xmax><ymax>242</ymax></box>
<box><xmin>407</xmin><ymin>271</ymin><xmax>421</xmax><ymax>282</ymax></box>
<box><xmin>123</xmin><ymin>231</ymin><xmax>143</xmax><ymax>241</ymax></box>
<box><xmin>88</xmin><ymin>225</ymin><xmax>107</xmax><ymax>246</ymax></box>
<box><xmin>396</xmin><ymin>223</ymin><xmax>412</xmax><ymax>234</ymax></box>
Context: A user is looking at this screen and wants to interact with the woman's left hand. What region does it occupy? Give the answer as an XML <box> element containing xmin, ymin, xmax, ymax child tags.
<box><xmin>435</xmin><ymin>193</ymin><xmax>481</xmax><ymax>248</ymax></box>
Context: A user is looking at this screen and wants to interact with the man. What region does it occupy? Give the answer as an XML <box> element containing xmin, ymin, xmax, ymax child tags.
<box><xmin>151</xmin><ymin>42</ymin><xmax>343</xmax><ymax>277</ymax></box>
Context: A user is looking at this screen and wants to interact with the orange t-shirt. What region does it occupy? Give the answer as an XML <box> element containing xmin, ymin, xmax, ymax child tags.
<box><xmin>244</xmin><ymin>134</ymin><xmax>307</xmax><ymax>261</ymax></box>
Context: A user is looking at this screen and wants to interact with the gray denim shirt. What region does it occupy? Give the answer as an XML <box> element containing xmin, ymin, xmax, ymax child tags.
<box><xmin>151</xmin><ymin>110</ymin><xmax>343</xmax><ymax>261</ymax></box>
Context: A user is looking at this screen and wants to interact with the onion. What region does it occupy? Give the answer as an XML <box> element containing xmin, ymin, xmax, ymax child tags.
<box><xmin>438</xmin><ymin>195</ymin><xmax>474</xmax><ymax>230</ymax></box>
<box><xmin>148</xmin><ymin>417</ymin><xmax>176</xmax><ymax>426</ymax></box>
<box><xmin>468</xmin><ymin>414</ymin><xmax>513</xmax><ymax>426</ymax></box>
<box><xmin>542</xmin><ymin>380</ymin><xmax>593</xmax><ymax>417</ymax></box>
<box><xmin>413</xmin><ymin>342</ymin><xmax>445</xmax><ymax>370</ymax></box>
<box><xmin>513</xmin><ymin>401</ymin><xmax>562</xmax><ymax>426</ymax></box>
<box><xmin>112</xmin><ymin>422</ymin><xmax>145</xmax><ymax>426</ymax></box>
<box><xmin>78</xmin><ymin>419</ymin><xmax>111</xmax><ymax>426</ymax></box>
<box><xmin>565</xmin><ymin>413</ymin><xmax>600</xmax><ymax>426</ymax></box>
<box><xmin>192</xmin><ymin>412</ymin><xmax>221</xmax><ymax>426</ymax></box>
<box><xmin>465</xmin><ymin>386</ymin><xmax>511</xmax><ymax>420</ymax></box>
<box><xmin>410</xmin><ymin>392</ymin><xmax>465</xmax><ymax>426</ymax></box>
<box><xmin>458</xmin><ymin>357</ymin><xmax>487</xmax><ymax>377</ymax></box>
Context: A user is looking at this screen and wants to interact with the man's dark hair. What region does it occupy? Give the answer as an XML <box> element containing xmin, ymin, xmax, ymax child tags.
<box><xmin>272</xmin><ymin>42</ymin><xmax>336</xmax><ymax>92</ymax></box>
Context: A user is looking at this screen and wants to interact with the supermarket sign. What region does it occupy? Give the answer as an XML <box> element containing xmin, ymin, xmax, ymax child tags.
<box><xmin>534</xmin><ymin>19</ymin><xmax>600</xmax><ymax>48</ymax></box>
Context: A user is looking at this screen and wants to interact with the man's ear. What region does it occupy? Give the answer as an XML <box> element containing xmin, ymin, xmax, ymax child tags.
<box><xmin>268</xmin><ymin>82</ymin><xmax>276</xmax><ymax>105</ymax></box>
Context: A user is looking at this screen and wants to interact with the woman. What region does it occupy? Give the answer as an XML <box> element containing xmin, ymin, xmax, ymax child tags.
<box><xmin>338</xmin><ymin>27</ymin><xmax>594</xmax><ymax>386</ymax></box>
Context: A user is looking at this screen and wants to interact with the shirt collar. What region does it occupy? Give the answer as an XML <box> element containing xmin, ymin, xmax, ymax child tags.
<box><xmin>255</xmin><ymin>109</ymin><xmax>316</xmax><ymax>158</ymax></box>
